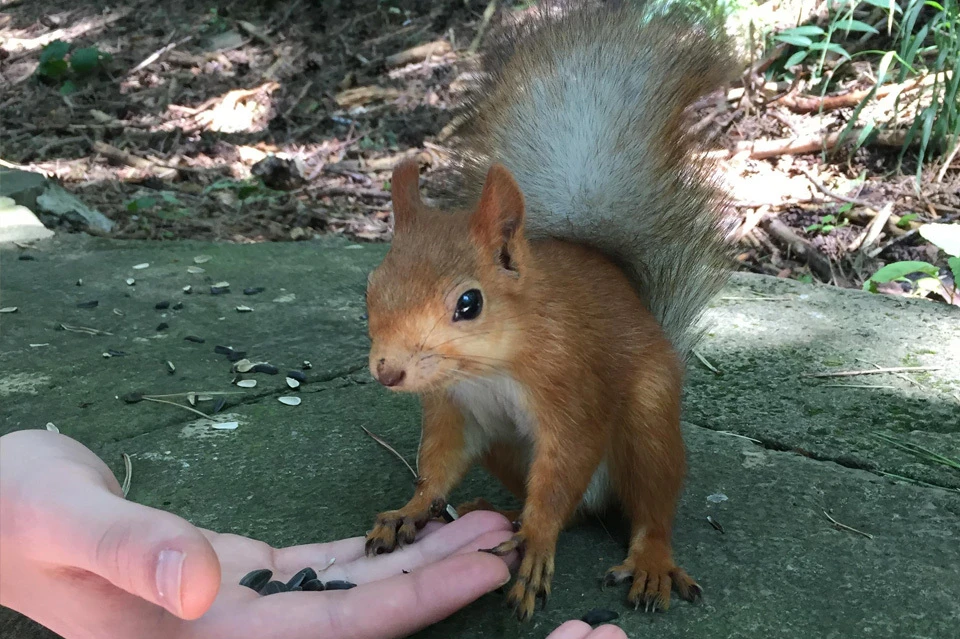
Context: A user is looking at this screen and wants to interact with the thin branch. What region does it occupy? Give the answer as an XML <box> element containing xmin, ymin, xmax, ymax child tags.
<box><xmin>805</xmin><ymin>366</ymin><xmax>942</xmax><ymax>378</ymax></box>
<box><xmin>822</xmin><ymin>510</ymin><xmax>873</xmax><ymax>539</ymax></box>
<box><xmin>360</xmin><ymin>426</ymin><xmax>417</xmax><ymax>478</ymax></box>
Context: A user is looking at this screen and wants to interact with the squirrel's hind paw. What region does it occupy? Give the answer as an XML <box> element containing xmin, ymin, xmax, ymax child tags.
<box><xmin>604</xmin><ymin>560</ymin><xmax>701</xmax><ymax>613</ymax></box>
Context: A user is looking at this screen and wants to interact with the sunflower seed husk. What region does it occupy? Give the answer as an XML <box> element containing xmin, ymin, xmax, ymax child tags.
<box><xmin>155</xmin><ymin>300</ymin><xmax>170</xmax><ymax>310</ymax></box>
<box><xmin>212</xmin><ymin>397</ymin><xmax>226</xmax><ymax>413</ymax></box>
<box><xmin>287</xmin><ymin>370</ymin><xmax>307</xmax><ymax>383</ymax></box>
<box><xmin>323</xmin><ymin>580</ymin><xmax>356</xmax><ymax>590</ymax></box>
<box><xmin>187</xmin><ymin>392</ymin><xmax>197</xmax><ymax>406</ymax></box>
<box><xmin>77</xmin><ymin>300</ymin><xmax>99</xmax><ymax>309</ymax></box>
<box><xmin>166</xmin><ymin>360</ymin><xmax>176</xmax><ymax>374</ymax></box>
<box><xmin>302</xmin><ymin>360</ymin><xmax>312</xmax><ymax>370</ymax></box>
<box><xmin>243</xmin><ymin>287</ymin><xmax>265</xmax><ymax>295</ymax></box>
<box><xmin>126</xmin><ymin>278</ymin><xmax>136</xmax><ymax>286</ymax></box>
<box><xmin>251</xmin><ymin>363</ymin><xmax>278</xmax><ymax>375</ymax></box>
<box><xmin>133</xmin><ymin>262</ymin><xmax>149</xmax><ymax>270</ymax></box>
<box><xmin>236</xmin><ymin>379</ymin><xmax>257</xmax><ymax>388</ymax></box>
<box><xmin>273</xmin><ymin>293</ymin><xmax>295</xmax><ymax>303</ymax></box>
<box><xmin>45</xmin><ymin>422</ymin><xmax>59</xmax><ymax>433</ymax></box>
<box><xmin>213</xmin><ymin>281</ymin><xmax>230</xmax><ymax>288</ymax></box>
<box><xmin>261</xmin><ymin>580</ymin><xmax>287</xmax><ymax>595</ymax></box>
<box><xmin>236</xmin><ymin>305</ymin><xmax>253</xmax><ymax>313</ymax></box>
<box><xmin>285</xmin><ymin>377</ymin><xmax>300</xmax><ymax>389</ymax></box>
<box><xmin>194</xmin><ymin>255</ymin><xmax>212</xmax><ymax>264</ymax></box>
<box><xmin>239</xmin><ymin>568</ymin><xmax>272</xmax><ymax>593</ymax></box>
<box><xmin>233</xmin><ymin>358</ymin><xmax>254</xmax><ymax>373</ymax></box>
<box><xmin>285</xmin><ymin>567</ymin><xmax>317</xmax><ymax>590</ymax></box>
<box><xmin>302</xmin><ymin>578</ymin><xmax>325</xmax><ymax>591</ymax></box>
<box><xmin>187</xmin><ymin>266</ymin><xmax>205</xmax><ymax>274</ymax></box>
<box><xmin>197</xmin><ymin>394</ymin><xmax>214</xmax><ymax>402</ymax></box>
<box><xmin>184</xmin><ymin>335</ymin><xmax>205</xmax><ymax>343</ymax></box>
<box><xmin>278</xmin><ymin>396</ymin><xmax>301</xmax><ymax>406</ymax></box>
<box><xmin>0</xmin><ymin>307</ymin><xmax>18</xmax><ymax>313</ymax></box>
<box><xmin>113</xmin><ymin>308</ymin><xmax>125</xmax><ymax>317</ymax></box>
<box><xmin>581</xmin><ymin>609</ymin><xmax>619</xmax><ymax>625</ymax></box>
<box><xmin>211</xmin><ymin>421</ymin><xmax>238</xmax><ymax>430</ymax></box>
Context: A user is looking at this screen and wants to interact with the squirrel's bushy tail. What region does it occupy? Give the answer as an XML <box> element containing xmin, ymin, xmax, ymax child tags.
<box><xmin>446</xmin><ymin>1</ymin><xmax>738</xmax><ymax>355</ymax></box>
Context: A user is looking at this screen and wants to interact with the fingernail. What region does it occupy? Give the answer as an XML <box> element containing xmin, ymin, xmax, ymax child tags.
<box><xmin>156</xmin><ymin>549</ymin><xmax>185</xmax><ymax>616</ymax></box>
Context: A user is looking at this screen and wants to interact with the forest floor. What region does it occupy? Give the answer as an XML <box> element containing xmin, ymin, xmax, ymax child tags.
<box><xmin>1</xmin><ymin>0</ymin><xmax>958</xmax><ymax>303</ymax></box>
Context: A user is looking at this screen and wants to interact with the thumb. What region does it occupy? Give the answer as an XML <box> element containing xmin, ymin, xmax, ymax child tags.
<box><xmin>44</xmin><ymin>488</ymin><xmax>221</xmax><ymax>620</ymax></box>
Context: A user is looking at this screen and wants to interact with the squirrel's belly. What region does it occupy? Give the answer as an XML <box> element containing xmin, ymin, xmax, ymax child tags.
<box><xmin>580</xmin><ymin>461</ymin><xmax>613</xmax><ymax>512</ymax></box>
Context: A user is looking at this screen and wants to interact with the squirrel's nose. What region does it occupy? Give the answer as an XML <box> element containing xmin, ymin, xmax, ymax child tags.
<box><xmin>376</xmin><ymin>359</ymin><xmax>406</xmax><ymax>388</ymax></box>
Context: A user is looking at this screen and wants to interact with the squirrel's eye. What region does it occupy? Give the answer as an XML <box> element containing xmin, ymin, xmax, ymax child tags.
<box><xmin>453</xmin><ymin>289</ymin><xmax>483</xmax><ymax>322</ymax></box>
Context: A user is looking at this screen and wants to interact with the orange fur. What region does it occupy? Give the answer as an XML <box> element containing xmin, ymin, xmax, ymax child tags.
<box><xmin>364</xmin><ymin>160</ymin><xmax>701</xmax><ymax>619</ymax></box>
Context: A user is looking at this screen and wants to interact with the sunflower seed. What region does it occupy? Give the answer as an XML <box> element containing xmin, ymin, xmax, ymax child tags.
<box><xmin>236</xmin><ymin>305</ymin><xmax>253</xmax><ymax>312</ymax></box>
<box><xmin>0</xmin><ymin>307</ymin><xmax>18</xmax><ymax>313</ymax></box>
<box><xmin>261</xmin><ymin>581</ymin><xmax>287</xmax><ymax>595</ymax></box>
<box><xmin>77</xmin><ymin>300</ymin><xmax>99</xmax><ymax>309</ymax></box>
<box><xmin>155</xmin><ymin>301</ymin><xmax>170</xmax><ymax>310</ymax></box>
<box><xmin>184</xmin><ymin>335</ymin><xmax>205</xmax><ymax>343</ymax></box>
<box><xmin>323</xmin><ymin>580</ymin><xmax>356</xmax><ymax>590</ymax></box>
<box><xmin>126</xmin><ymin>278</ymin><xmax>136</xmax><ymax>286</ymax></box>
<box><xmin>172</xmin><ymin>302</ymin><xmax>183</xmax><ymax>310</ymax></box>
<box><xmin>227</xmin><ymin>350</ymin><xmax>247</xmax><ymax>362</ymax></box>
<box><xmin>212</xmin><ymin>397</ymin><xmax>226</xmax><ymax>413</ymax></box>
<box><xmin>76</xmin><ymin>279</ymin><xmax>83</xmax><ymax>286</ymax></box>
<box><xmin>251</xmin><ymin>363</ymin><xmax>278</xmax><ymax>375</ymax></box>
<box><xmin>211</xmin><ymin>421</ymin><xmax>238</xmax><ymax>430</ymax></box>
<box><xmin>187</xmin><ymin>266</ymin><xmax>205</xmax><ymax>274</ymax></box>
<box><xmin>107</xmin><ymin>349</ymin><xmax>126</xmax><ymax>357</ymax></box>
<box><xmin>194</xmin><ymin>255</ymin><xmax>212</xmax><ymax>264</ymax></box>
<box><xmin>45</xmin><ymin>422</ymin><xmax>59</xmax><ymax>433</ymax></box>
<box><xmin>183</xmin><ymin>285</ymin><xmax>193</xmax><ymax>294</ymax></box>
<box><xmin>133</xmin><ymin>263</ymin><xmax>150</xmax><ymax>270</ymax></box>
<box><xmin>18</xmin><ymin>254</ymin><xmax>36</xmax><ymax>261</ymax></box>
<box><xmin>285</xmin><ymin>567</ymin><xmax>317</xmax><ymax>590</ymax></box>
<box><xmin>302</xmin><ymin>578</ymin><xmax>325</xmax><ymax>591</ymax></box>
<box><xmin>210</xmin><ymin>286</ymin><xmax>229</xmax><ymax>295</ymax></box>
<box><xmin>122</xmin><ymin>392</ymin><xmax>144</xmax><ymax>403</ymax></box>
<box><xmin>236</xmin><ymin>379</ymin><xmax>257</xmax><ymax>388</ymax></box>
<box><xmin>214</xmin><ymin>345</ymin><xmax>233</xmax><ymax>355</ymax></box>
<box><xmin>156</xmin><ymin>322</ymin><xmax>169</xmax><ymax>331</ymax></box>
<box><xmin>166</xmin><ymin>360</ymin><xmax>176</xmax><ymax>374</ymax></box>
<box><xmin>243</xmin><ymin>287</ymin><xmax>265</xmax><ymax>295</ymax></box>
<box><xmin>233</xmin><ymin>359</ymin><xmax>254</xmax><ymax>373</ymax></box>
<box><xmin>278</xmin><ymin>396</ymin><xmax>301</xmax><ymax>406</ymax></box>
<box><xmin>239</xmin><ymin>569</ymin><xmax>272</xmax><ymax>592</ymax></box>
<box><xmin>581</xmin><ymin>609</ymin><xmax>619</xmax><ymax>625</ymax></box>
<box><xmin>286</xmin><ymin>370</ymin><xmax>307</xmax><ymax>383</ymax></box>
<box><xmin>285</xmin><ymin>377</ymin><xmax>300</xmax><ymax>389</ymax></box>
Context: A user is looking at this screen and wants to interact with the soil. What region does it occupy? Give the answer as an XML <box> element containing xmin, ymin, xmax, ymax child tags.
<box><xmin>1</xmin><ymin>0</ymin><xmax>957</xmax><ymax>303</ymax></box>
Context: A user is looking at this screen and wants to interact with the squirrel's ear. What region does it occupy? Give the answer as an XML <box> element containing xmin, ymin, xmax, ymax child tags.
<box><xmin>470</xmin><ymin>164</ymin><xmax>525</xmax><ymax>258</ymax></box>
<box><xmin>390</xmin><ymin>159</ymin><xmax>422</xmax><ymax>234</ymax></box>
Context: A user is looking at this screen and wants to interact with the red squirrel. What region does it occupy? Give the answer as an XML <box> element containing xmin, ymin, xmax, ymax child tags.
<box><xmin>362</xmin><ymin>1</ymin><xmax>736</xmax><ymax>621</ymax></box>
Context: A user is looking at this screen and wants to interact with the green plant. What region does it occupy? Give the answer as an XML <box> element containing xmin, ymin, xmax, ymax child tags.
<box><xmin>805</xmin><ymin>211</ymin><xmax>850</xmax><ymax>234</ymax></box>
<box><xmin>36</xmin><ymin>40</ymin><xmax>111</xmax><ymax>94</ymax></box>
<box><xmin>862</xmin><ymin>260</ymin><xmax>940</xmax><ymax>293</ymax></box>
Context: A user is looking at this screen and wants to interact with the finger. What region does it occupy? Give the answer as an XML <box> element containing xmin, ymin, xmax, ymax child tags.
<box><xmin>41</xmin><ymin>488</ymin><xmax>221</xmax><ymax>620</ymax></box>
<box><xmin>589</xmin><ymin>625</ymin><xmax>629</xmax><ymax>639</ymax></box>
<box><xmin>233</xmin><ymin>551</ymin><xmax>511</xmax><ymax>639</ymax></box>
<box><xmin>319</xmin><ymin>511</ymin><xmax>512</xmax><ymax>583</ymax></box>
<box><xmin>546</xmin><ymin>620</ymin><xmax>595</xmax><ymax>639</ymax></box>
<box><xmin>266</xmin><ymin>535</ymin><xmax>367</xmax><ymax>577</ymax></box>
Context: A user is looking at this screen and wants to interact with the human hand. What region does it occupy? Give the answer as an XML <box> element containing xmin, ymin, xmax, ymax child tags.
<box><xmin>546</xmin><ymin>620</ymin><xmax>627</xmax><ymax>639</ymax></box>
<box><xmin>0</xmin><ymin>429</ymin><xmax>516</xmax><ymax>639</ymax></box>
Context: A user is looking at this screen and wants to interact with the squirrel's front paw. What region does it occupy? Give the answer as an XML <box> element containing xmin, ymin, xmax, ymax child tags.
<box><xmin>483</xmin><ymin>531</ymin><xmax>555</xmax><ymax>621</ymax></box>
<box><xmin>365</xmin><ymin>498</ymin><xmax>448</xmax><ymax>556</ymax></box>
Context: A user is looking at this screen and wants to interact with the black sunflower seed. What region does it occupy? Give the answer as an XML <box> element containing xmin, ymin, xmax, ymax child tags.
<box><xmin>156</xmin><ymin>322</ymin><xmax>169</xmax><ymax>331</ymax></box>
<box><xmin>286</xmin><ymin>370</ymin><xmax>307</xmax><ymax>383</ymax></box>
<box><xmin>107</xmin><ymin>349</ymin><xmax>127</xmax><ymax>357</ymax></box>
<box><xmin>285</xmin><ymin>567</ymin><xmax>317</xmax><ymax>590</ymax></box>
<box><xmin>155</xmin><ymin>301</ymin><xmax>170</xmax><ymax>310</ymax></box>
<box><xmin>77</xmin><ymin>300</ymin><xmax>99</xmax><ymax>308</ymax></box>
<box><xmin>214</xmin><ymin>345</ymin><xmax>232</xmax><ymax>355</ymax></box>
<box><xmin>302</xmin><ymin>579</ymin><xmax>325</xmax><ymax>591</ymax></box>
<box><xmin>261</xmin><ymin>580</ymin><xmax>287</xmax><ymax>595</ymax></box>
<box><xmin>18</xmin><ymin>254</ymin><xmax>36</xmax><ymax>261</ymax></box>
<box><xmin>121</xmin><ymin>392</ymin><xmax>144</xmax><ymax>403</ymax></box>
<box><xmin>243</xmin><ymin>287</ymin><xmax>265</xmax><ymax>295</ymax></box>
<box><xmin>172</xmin><ymin>301</ymin><xmax>184</xmax><ymax>310</ymax></box>
<box><xmin>210</xmin><ymin>286</ymin><xmax>230</xmax><ymax>295</ymax></box>
<box><xmin>184</xmin><ymin>335</ymin><xmax>205</xmax><ymax>343</ymax></box>
<box><xmin>581</xmin><ymin>609</ymin><xmax>619</xmax><ymax>625</ymax></box>
<box><xmin>251</xmin><ymin>363</ymin><xmax>278</xmax><ymax>375</ymax></box>
<box><xmin>239</xmin><ymin>569</ymin><xmax>273</xmax><ymax>593</ymax></box>
<box><xmin>323</xmin><ymin>580</ymin><xmax>357</xmax><ymax>591</ymax></box>
<box><xmin>227</xmin><ymin>350</ymin><xmax>247</xmax><ymax>362</ymax></box>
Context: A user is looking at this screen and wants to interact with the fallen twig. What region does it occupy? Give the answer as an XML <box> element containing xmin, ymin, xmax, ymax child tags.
<box><xmin>468</xmin><ymin>0</ymin><xmax>499</xmax><ymax>55</ymax></box>
<box><xmin>775</xmin><ymin>72</ymin><xmax>948</xmax><ymax>114</ymax></box>
<box><xmin>805</xmin><ymin>366</ymin><xmax>943</xmax><ymax>378</ymax></box>
<box><xmin>128</xmin><ymin>36</ymin><xmax>193</xmax><ymax>76</ymax></box>
<box><xmin>59</xmin><ymin>323</ymin><xmax>112</xmax><ymax>336</ymax></box>
<box><xmin>141</xmin><ymin>396</ymin><xmax>211</xmax><ymax>419</ymax></box>
<box><xmin>707</xmin><ymin>129</ymin><xmax>909</xmax><ymax>161</ymax></box>
<box><xmin>360</xmin><ymin>425</ymin><xmax>417</xmax><ymax>478</ymax></box>
<box><xmin>848</xmin><ymin>203</ymin><xmax>895</xmax><ymax>252</ymax></box>
<box><xmin>822</xmin><ymin>510</ymin><xmax>873</xmax><ymax>539</ymax></box>
<box><xmin>385</xmin><ymin>39</ymin><xmax>452</xmax><ymax>69</ymax></box>
<box><xmin>795</xmin><ymin>167</ymin><xmax>872</xmax><ymax>207</ymax></box>
<box><xmin>762</xmin><ymin>217</ymin><xmax>837</xmax><ymax>283</ymax></box>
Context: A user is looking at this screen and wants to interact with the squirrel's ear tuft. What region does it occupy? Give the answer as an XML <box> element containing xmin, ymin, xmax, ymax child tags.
<box><xmin>391</xmin><ymin>159</ymin><xmax>422</xmax><ymax>234</ymax></box>
<box><xmin>471</xmin><ymin>164</ymin><xmax>525</xmax><ymax>258</ymax></box>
